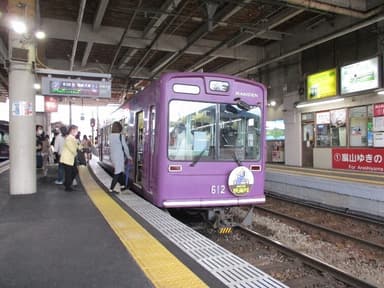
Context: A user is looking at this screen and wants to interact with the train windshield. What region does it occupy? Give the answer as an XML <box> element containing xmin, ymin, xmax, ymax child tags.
<box><xmin>168</xmin><ymin>100</ymin><xmax>261</xmax><ymax>162</ymax></box>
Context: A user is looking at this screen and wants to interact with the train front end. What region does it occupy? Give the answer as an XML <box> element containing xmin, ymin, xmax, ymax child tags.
<box><xmin>156</xmin><ymin>73</ymin><xmax>267</xmax><ymax>209</ymax></box>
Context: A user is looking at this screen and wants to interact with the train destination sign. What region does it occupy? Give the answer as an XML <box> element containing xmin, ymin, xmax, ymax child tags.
<box><xmin>41</xmin><ymin>77</ymin><xmax>111</xmax><ymax>98</ymax></box>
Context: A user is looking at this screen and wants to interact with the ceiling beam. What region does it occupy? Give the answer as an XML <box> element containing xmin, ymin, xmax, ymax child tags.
<box><xmin>70</xmin><ymin>0</ymin><xmax>87</xmax><ymax>71</ymax></box>
<box><xmin>143</xmin><ymin>0</ymin><xmax>182</xmax><ymax>37</ymax></box>
<box><xmin>117</xmin><ymin>0</ymin><xmax>182</xmax><ymax>70</ymax></box>
<box><xmin>284</xmin><ymin>0</ymin><xmax>383</xmax><ymax>18</ymax></box>
<box><xmin>93</xmin><ymin>0</ymin><xmax>109</xmax><ymax>30</ymax></box>
<box><xmin>186</xmin><ymin>8</ymin><xmax>303</xmax><ymax>72</ymax></box>
<box><xmin>46</xmin><ymin>59</ymin><xmax>152</xmax><ymax>79</ymax></box>
<box><xmin>150</xmin><ymin>0</ymin><xmax>254</xmax><ymax>77</ymax></box>
<box><xmin>81</xmin><ymin>41</ymin><xmax>94</xmax><ymax>67</ymax></box>
<box><xmin>81</xmin><ymin>0</ymin><xmax>110</xmax><ymax>67</ymax></box>
<box><xmin>219</xmin><ymin>11</ymin><xmax>384</xmax><ymax>76</ymax></box>
<box><xmin>41</xmin><ymin>18</ymin><xmax>260</xmax><ymax>60</ymax></box>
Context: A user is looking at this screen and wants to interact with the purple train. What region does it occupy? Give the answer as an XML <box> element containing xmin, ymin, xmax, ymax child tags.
<box><xmin>99</xmin><ymin>72</ymin><xmax>266</xmax><ymax>212</ymax></box>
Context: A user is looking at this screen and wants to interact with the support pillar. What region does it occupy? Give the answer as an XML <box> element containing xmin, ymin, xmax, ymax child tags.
<box><xmin>8</xmin><ymin>0</ymin><xmax>37</xmax><ymax>195</ymax></box>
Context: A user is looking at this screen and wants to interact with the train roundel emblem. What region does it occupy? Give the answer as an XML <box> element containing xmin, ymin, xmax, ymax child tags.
<box><xmin>228</xmin><ymin>166</ymin><xmax>254</xmax><ymax>196</ymax></box>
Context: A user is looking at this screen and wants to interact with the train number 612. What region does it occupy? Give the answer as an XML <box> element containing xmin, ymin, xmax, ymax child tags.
<box><xmin>211</xmin><ymin>185</ymin><xmax>226</xmax><ymax>194</ymax></box>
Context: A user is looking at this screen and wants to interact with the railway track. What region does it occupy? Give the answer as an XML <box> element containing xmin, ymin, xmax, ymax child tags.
<box><xmin>226</xmin><ymin>194</ymin><xmax>384</xmax><ymax>287</ymax></box>
<box><xmin>260</xmin><ymin>194</ymin><xmax>384</xmax><ymax>250</ymax></box>
<box><xmin>205</xmin><ymin>225</ymin><xmax>376</xmax><ymax>288</ymax></box>
<box><xmin>235</xmin><ymin>225</ymin><xmax>377</xmax><ymax>288</ymax></box>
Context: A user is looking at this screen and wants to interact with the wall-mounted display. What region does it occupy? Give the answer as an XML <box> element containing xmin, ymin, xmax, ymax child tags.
<box><xmin>307</xmin><ymin>68</ymin><xmax>337</xmax><ymax>100</ymax></box>
<box><xmin>340</xmin><ymin>57</ymin><xmax>379</xmax><ymax>94</ymax></box>
<box><xmin>266</xmin><ymin>120</ymin><xmax>285</xmax><ymax>140</ymax></box>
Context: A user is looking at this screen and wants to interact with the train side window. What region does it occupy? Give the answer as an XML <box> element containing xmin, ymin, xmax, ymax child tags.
<box><xmin>150</xmin><ymin>106</ymin><xmax>156</xmax><ymax>154</ymax></box>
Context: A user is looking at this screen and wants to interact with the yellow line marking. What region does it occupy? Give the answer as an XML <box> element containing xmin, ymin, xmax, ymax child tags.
<box><xmin>268</xmin><ymin>167</ymin><xmax>384</xmax><ymax>186</ymax></box>
<box><xmin>78</xmin><ymin>167</ymin><xmax>208</xmax><ymax>288</ymax></box>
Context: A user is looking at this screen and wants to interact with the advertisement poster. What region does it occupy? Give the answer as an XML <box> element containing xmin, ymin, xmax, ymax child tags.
<box><xmin>307</xmin><ymin>68</ymin><xmax>337</xmax><ymax>100</ymax></box>
<box><xmin>341</xmin><ymin>57</ymin><xmax>379</xmax><ymax>94</ymax></box>
<box><xmin>316</xmin><ymin>111</ymin><xmax>330</xmax><ymax>124</ymax></box>
<box><xmin>12</xmin><ymin>101</ymin><xmax>33</xmax><ymax>116</ymax></box>
<box><xmin>330</xmin><ymin>109</ymin><xmax>346</xmax><ymax>126</ymax></box>
<box><xmin>373</xmin><ymin>103</ymin><xmax>384</xmax><ymax>117</ymax></box>
<box><xmin>45</xmin><ymin>97</ymin><xmax>58</xmax><ymax>112</ymax></box>
<box><xmin>373</xmin><ymin>116</ymin><xmax>384</xmax><ymax>131</ymax></box>
<box><xmin>332</xmin><ymin>148</ymin><xmax>384</xmax><ymax>172</ymax></box>
<box><xmin>350</xmin><ymin>117</ymin><xmax>367</xmax><ymax>146</ymax></box>
<box><xmin>266</xmin><ymin>120</ymin><xmax>285</xmax><ymax>140</ymax></box>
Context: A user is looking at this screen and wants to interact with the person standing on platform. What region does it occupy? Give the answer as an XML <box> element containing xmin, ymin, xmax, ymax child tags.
<box><xmin>54</xmin><ymin>126</ymin><xmax>67</xmax><ymax>184</ymax></box>
<box><xmin>41</xmin><ymin>134</ymin><xmax>50</xmax><ymax>176</ymax></box>
<box><xmin>81</xmin><ymin>135</ymin><xmax>92</xmax><ymax>163</ymax></box>
<box><xmin>109</xmin><ymin>121</ymin><xmax>132</xmax><ymax>194</ymax></box>
<box><xmin>60</xmin><ymin>125</ymin><xmax>80</xmax><ymax>192</ymax></box>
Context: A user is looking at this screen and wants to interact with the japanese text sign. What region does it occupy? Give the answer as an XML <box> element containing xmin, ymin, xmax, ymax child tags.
<box><xmin>332</xmin><ymin>148</ymin><xmax>384</xmax><ymax>172</ymax></box>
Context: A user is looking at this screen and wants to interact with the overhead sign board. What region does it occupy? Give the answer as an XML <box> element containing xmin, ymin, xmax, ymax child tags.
<box><xmin>42</xmin><ymin>77</ymin><xmax>111</xmax><ymax>98</ymax></box>
<box><xmin>341</xmin><ymin>57</ymin><xmax>379</xmax><ymax>94</ymax></box>
<box><xmin>307</xmin><ymin>68</ymin><xmax>337</xmax><ymax>100</ymax></box>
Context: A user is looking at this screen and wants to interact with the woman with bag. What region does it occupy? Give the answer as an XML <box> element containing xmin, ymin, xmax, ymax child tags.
<box><xmin>60</xmin><ymin>125</ymin><xmax>80</xmax><ymax>192</ymax></box>
<box><xmin>109</xmin><ymin>121</ymin><xmax>132</xmax><ymax>194</ymax></box>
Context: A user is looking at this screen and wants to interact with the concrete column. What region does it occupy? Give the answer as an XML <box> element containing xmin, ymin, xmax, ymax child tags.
<box><xmin>9</xmin><ymin>61</ymin><xmax>36</xmax><ymax>195</ymax></box>
<box><xmin>283</xmin><ymin>92</ymin><xmax>301</xmax><ymax>166</ymax></box>
<box><xmin>8</xmin><ymin>0</ymin><xmax>37</xmax><ymax>195</ymax></box>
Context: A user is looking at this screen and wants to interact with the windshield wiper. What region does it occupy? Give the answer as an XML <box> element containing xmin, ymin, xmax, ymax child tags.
<box><xmin>190</xmin><ymin>147</ymin><xmax>207</xmax><ymax>167</ymax></box>
<box><xmin>233</xmin><ymin>151</ymin><xmax>242</xmax><ymax>166</ymax></box>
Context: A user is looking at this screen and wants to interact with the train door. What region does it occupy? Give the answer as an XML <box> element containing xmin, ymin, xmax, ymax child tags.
<box><xmin>148</xmin><ymin>106</ymin><xmax>156</xmax><ymax>194</ymax></box>
<box><xmin>135</xmin><ymin>111</ymin><xmax>144</xmax><ymax>186</ymax></box>
<box><xmin>302</xmin><ymin>113</ymin><xmax>314</xmax><ymax>167</ymax></box>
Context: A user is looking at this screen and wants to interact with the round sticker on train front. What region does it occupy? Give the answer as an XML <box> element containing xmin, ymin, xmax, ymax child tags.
<box><xmin>228</xmin><ymin>166</ymin><xmax>254</xmax><ymax>196</ymax></box>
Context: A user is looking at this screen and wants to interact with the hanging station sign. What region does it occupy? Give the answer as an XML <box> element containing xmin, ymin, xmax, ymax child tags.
<box><xmin>307</xmin><ymin>68</ymin><xmax>337</xmax><ymax>100</ymax></box>
<box><xmin>41</xmin><ymin>77</ymin><xmax>111</xmax><ymax>98</ymax></box>
<box><xmin>340</xmin><ymin>57</ymin><xmax>379</xmax><ymax>94</ymax></box>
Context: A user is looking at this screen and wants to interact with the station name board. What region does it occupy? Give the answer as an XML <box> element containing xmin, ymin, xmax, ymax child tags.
<box><xmin>332</xmin><ymin>148</ymin><xmax>384</xmax><ymax>172</ymax></box>
<box><xmin>42</xmin><ymin>77</ymin><xmax>111</xmax><ymax>98</ymax></box>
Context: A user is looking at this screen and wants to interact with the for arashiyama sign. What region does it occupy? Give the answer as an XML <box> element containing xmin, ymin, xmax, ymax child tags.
<box><xmin>332</xmin><ymin>148</ymin><xmax>384</xmax><ymax>172</ymax></box>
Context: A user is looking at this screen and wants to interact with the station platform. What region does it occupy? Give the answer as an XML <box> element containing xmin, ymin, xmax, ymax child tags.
<box><xmin>266</xmin><ymin>164</ymin><xmax>384</xmax><ymax>219</ymax></box>
<box><xmin>0</xmin><ymin>160</ymin><xmax>287</xmax><ymax>288</ymax></box>
<box><xmin>0</xmin><ymin>164</ymin><xmax>153</xmax><ymax>287</ymax></box>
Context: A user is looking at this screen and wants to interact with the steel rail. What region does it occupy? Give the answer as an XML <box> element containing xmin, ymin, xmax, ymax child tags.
<box><xmin>236</xmin><ymin>225</ymin><xmax>377</xmax><ymax>288</ymax></box>
<box><xmin>253</xmin><ymin>205</ymin><xmax>384</xmax><ymax>251</ymax></box>
<box><xmin>266</xmin><ymin>192</ymin><xmax>384</xmax><ymax>225</ymax></box>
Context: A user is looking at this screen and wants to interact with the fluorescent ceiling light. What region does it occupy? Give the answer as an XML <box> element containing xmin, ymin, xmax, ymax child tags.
<box><xmin>35</xmin><ymin>30</ymin><xmax>46</xmax><ymax>39</ymax></box>
<box><xmin>296</xmin><ymin>98</ymin><xmax>344</xmax><ymax>108</ymax></box>
<box><xmin>377</xmin><ymin>90</ymin><xmax>384</xmax><ymax>95</ymax></box>
<box><xmin>10</xmin><ymin>19</ymin><xmax>27</xmax><ymax>34</ymax></box>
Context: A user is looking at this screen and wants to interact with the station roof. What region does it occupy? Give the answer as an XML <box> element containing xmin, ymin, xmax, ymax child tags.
<box><xmin>1</xmin><ymin>0</ymin><xmax>384</xmax><ymax>103</ymax></box>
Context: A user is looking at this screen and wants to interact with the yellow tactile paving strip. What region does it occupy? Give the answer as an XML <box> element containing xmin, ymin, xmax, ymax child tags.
<box><xmin>78</xmin><ymin>166</ymin><xmax>208</xmax><ymax>288</ymax></box>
